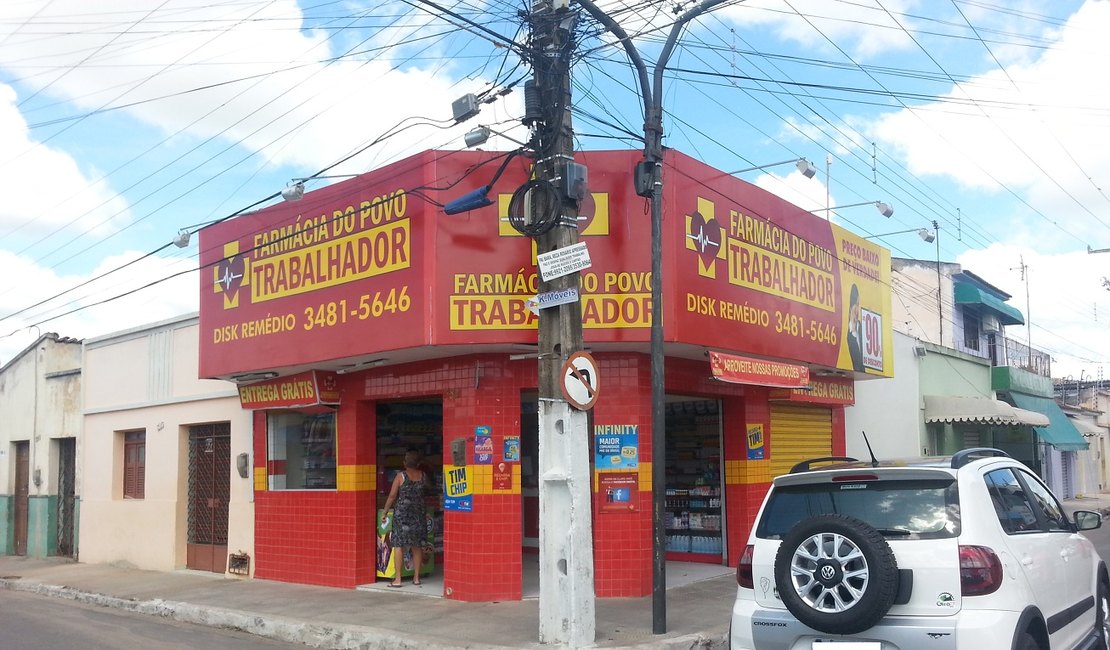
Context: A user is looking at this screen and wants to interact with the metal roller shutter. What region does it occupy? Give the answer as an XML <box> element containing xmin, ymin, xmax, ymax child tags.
<box><xmin>769</xmin><ymin>404</ymin><xmax>833</xmax><ymax>477</ymax></box>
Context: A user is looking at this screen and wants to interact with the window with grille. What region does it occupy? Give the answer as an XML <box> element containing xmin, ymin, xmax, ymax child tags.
<box><xmin>123</xmin><ymin>430</ymin><xmax>146</xmax><ymax>499</ymax></box>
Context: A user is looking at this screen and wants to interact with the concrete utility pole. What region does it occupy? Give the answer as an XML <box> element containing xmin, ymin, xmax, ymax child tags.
<box><xmin>530</xmin><ymin>1</ymin><xmax>595</xmax><ymax>646</ymax></box>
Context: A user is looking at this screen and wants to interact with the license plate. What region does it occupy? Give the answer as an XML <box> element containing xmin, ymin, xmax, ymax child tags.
<box><xmin>812</xmin><ymin>643</ymin><xmax>881</xmax><ymax>649</ymax></box>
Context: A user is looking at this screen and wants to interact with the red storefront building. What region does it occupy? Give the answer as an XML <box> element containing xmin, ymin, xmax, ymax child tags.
<box><xmin>198</xmin><ymin>149</ymin><xmax>893</xmax><ymax>601</ymax></box>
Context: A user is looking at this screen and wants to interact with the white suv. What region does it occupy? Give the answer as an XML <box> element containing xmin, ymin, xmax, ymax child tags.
<box><xmin>730</xmin><ymin>448</ymin><xmax>1110</xmax><ymax>650</ymax></box>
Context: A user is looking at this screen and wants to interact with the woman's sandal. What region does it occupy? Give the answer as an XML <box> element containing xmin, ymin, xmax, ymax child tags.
<box><xmin>388</xmin><ymin>582</ymin><xmax>403</xmax><ymax>588</ymax></box>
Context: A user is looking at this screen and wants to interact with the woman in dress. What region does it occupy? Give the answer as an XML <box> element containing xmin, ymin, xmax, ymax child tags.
<box><xmin>381</xmin><ymin>450</ymin><xmax>427</xmax><ymax>587</ymax></box>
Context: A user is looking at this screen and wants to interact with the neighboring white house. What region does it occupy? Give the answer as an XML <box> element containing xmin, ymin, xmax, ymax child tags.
<box><xmin>80</xmin><ymin>314</ymin><xmax>254</xmax><ymax>575</ymax></box>
<box><xmin>844</xmin><ymin>331</ymin><xmax>921</xmax><ymax>460</ymax></box>
<box><xmin>0</xmin><ymin>333</ymin><xmax>82</xmax><ymax>559</ymax></box>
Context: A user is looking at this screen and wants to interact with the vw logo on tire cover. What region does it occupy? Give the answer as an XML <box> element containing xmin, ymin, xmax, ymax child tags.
<box><xmin>820</xmin><ymin>565</ymin><xmax>836</xmax><ymax>581</ymax></box>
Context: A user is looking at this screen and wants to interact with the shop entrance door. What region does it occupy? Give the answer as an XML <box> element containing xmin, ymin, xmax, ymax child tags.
<box><xmin>56</xmin><ymin>438</ymin><xmax>77</xmax><ymax>557</ymax></box>
<box><xmin>664</xmin><ymin>398</ymin><xmax>725</xmax><ymax>564</ymax></box>
<box><xmin>187</xmin><ymin>423</ymin><xmax>230</xmax><ymax>573</ymax></box>
<box><xmin>13</xmin><ymin>441</ymin><xmax>29</xmax><ymax>556</ymax></box>
<box><xmin>375</xmin><ymin>400</ymin><xmax>443</xmax><ymax>580</ymax></box>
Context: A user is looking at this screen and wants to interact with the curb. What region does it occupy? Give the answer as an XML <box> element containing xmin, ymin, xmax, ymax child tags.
<box><xmin>0</xmin><ymin>578</ymin><xmax>502</xmax><ymax>650</ymax></box>
<box><xmin>0</xmin><ymin>576</ymin><xmax>726</xmax><ymax>649</ymax></box>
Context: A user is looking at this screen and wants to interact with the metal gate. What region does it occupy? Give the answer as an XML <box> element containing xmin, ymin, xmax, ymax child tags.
<box><xmin>187</xmin><ymin>423</ymin><xmax>231</xmax><ymax>573</ymax></box>
<box><xmin>14</xmin><ymin>442</ymin><xmax>29</xmax><ymax>556</ymax></box>
<box><xmin>56</xmin><ymin>438</ymin><xmax>76</xmax><ymax>557</ymax></box>
<box><xmin>1061</xmin><ymin>452</ymin><xmax>1074</xmax><ymax>499</ymax></box>
<box><xmin>769</xmin><ymin>404</ymin><xmax>833</xmax><ymax>477</ymax></box>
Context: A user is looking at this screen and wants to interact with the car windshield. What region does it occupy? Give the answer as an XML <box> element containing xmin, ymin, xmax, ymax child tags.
<box><xmin>757</xmin><ymin>478</ymin><xmax>960</xmax><ymax>539</ymax></box>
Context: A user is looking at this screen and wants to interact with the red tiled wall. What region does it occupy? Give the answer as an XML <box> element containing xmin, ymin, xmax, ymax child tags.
<box><xmin>255</xmin><ymin>490</ymin><xmax>365</xmax><ymax>588</ymax></box>
<box><xmin>592</xmin><ymin>354</ymin><xmax>651</xmax><ymax>597</ymax></box>
<box><xmin>438</xmin><ymin>359</ymin><xmax>528</xmax><ymax>601</ymax></box>
<box><xmin>253</xmin><ymin>352</ymin><xmax>832</xmax><ymax>597</ymax></box>
<box><xmin>831</xmin><ymin>407</ymin><xmax>846</xmax><ymax>457</ymax></box>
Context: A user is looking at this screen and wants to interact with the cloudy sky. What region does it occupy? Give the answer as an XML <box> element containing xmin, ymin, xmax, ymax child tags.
<box><xmin>0</xmin><ymin>0</ymin><xmax>1106</xmax><ymax>382</ymax></box>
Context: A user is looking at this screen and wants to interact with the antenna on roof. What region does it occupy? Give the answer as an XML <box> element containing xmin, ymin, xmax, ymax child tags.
<box><xmin>861</xmin><ymin>430</ymin><xmax>879</xmax><ymax>468</ymax></box>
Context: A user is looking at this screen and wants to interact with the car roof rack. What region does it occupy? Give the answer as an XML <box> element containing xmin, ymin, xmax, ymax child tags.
<box><xmin>950</xmin><ymin>447</ymin><xmax>1010</xmax><ymax>469</ymax></box>
<box><xmin>790</xmin><ymin>456</ymin><xmax>859</xmax><ymax>474</ymax></box>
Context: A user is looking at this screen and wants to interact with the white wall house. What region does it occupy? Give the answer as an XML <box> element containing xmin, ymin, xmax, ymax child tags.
<box><xmin>0</xmin><ymin>333</ymin><xmax>82</xmax><ymax>558</ymax></box>
<box><xmin>844</xmin><ymin>331</ymin><xmax>922</xmax><ymax>460</ymax></box>
<box><xmin>80</xmin><ymin>314</ymin><xmax>254</xmax><ymax>575</ymax></box>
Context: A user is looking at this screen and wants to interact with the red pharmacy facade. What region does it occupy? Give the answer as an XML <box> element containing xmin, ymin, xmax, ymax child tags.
<box><xmin>198</xmin><ymin>149</ymin><xmax>893</xmax><ymax>600</ymax></box>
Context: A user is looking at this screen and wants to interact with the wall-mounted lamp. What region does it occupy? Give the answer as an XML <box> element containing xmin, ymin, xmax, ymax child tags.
<box><xmin>865</xmin><ymin>227</ymin><xmax>935</xmax><ymax>243</ymax></box>
<box><xmin>230</xmin><ymin>371</ymin><xmax>278</xmax><ymax>383</ymax></box>
<box><xmin>335</xmin><ymin>358</ymin><xmax>388</xmax><ymax>374</ymax></box>
<box><xmin>279</xmin><ymin>174</ymin><xmax>362</xmax><ymax>202</ymax></box>
<box><xmin>810</xmin><ymin>201</ymin><xmax>894</xmax><ymax>218</ymax></box>
<box><xmin>728</xmin><ymin>158</ymin><xmax>817</xmax><ymax>179</ymax></box>
<box><xmin>172</xmin><ymin>229</ymin><xmax>191</xmax><ymax>248</ymax></box>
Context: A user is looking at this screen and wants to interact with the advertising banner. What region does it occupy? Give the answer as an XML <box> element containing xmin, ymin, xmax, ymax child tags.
<box><xmin>198</xmin><ymin>153</ymin><xmax>429</xmax><ymax>378</ymax></box>
<box><xmin>444</xmin><ymin>465</ymin><xmax>473</xmax><ymax>512</ymax></box>
<box><xmin>709</xmin><ymin>351</ymin><xmax>810</xmax><ymax>388</ymax></box>
<box><xmin>597</xmin><ymin>472</ymin><xmax>638</xmax><ymax>513</ymax></box>
<box><xmin>593</xmin><ymin>424</ymin><xmax>639</xmax><ymax>469</ymax></box>
<box><xmin>746</xmin><ymin>423</ymin><xmax>765</xmax><ymax>460</ymax></box>
<box><xmin>237</xmin><ymin>370</ymin><xmax>340</xmax><ymax>409</ymax></box>
<box><xmin>198</xmin><ymin>149</ymin><xmax>891</xmax><ymax>379</ymax></box>
<box><xmin>769</xmin><ymin>376</ymin><xmax>856</xmax><ymax>405</ymax></box>
<box><xmin>670</xmin><ymin>151</ymin><xmax>893</xmax><ymax>376</ymax></box>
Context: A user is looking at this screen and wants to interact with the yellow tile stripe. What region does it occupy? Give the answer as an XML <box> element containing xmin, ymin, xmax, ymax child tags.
<box><xmin>337</xmin><ymin>464</ymin><xmax>375</xmax><ymax>492</ymax></box>
<box><xmin>469</xmin><ymin>463</ymin><xmax>522</xmax><ymax>495</ymax></box>
<box><xmin>725</xmin><ymin>459</ymin><xmax>773</xmax><ymax>485</ymax></box>
<box><xmin>254</xmin><ymin>467</ymin><xmax>268</xmax><ymax>492</ymax></box>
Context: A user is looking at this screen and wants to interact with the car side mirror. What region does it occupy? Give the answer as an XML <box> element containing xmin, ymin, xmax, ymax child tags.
<box><xmin>1073</xmin><ymin>510</ymin><xmax>1102</xmax><ymax>531</ymax></box>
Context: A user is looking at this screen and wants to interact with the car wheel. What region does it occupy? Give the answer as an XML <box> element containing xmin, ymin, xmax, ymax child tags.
<box><xmin>1097</xmin><ymin>579</ymin><xmax>1110</xmax><ymax>650</ymax></box>
<box><xmin>773</xmin><ymin>514</ymin><xmax>898</xmax><ymax>635</ymax></box>
<box><xmin>1015</xmin><ymin>632</ymin><xmax>1039</xmax><ymax>650</ymax></box>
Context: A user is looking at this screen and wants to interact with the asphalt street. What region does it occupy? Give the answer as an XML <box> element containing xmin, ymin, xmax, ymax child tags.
<box><xmin>0</xmin><ymin>589</ymin><xmax>306</xmax><ymax>650</ymax></box>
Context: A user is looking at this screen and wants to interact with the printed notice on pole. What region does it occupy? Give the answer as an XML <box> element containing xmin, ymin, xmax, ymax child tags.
<box><xmin>537</xmin><ymin>242</ymin><xmax>592</xmax><ymax>282</ymax></box>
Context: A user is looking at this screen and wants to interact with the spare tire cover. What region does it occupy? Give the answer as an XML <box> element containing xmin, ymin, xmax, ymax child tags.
<box><xmin>773</xmin><ymin>514</ymin><xmax>898</xmax><ymax>635</ymax></box>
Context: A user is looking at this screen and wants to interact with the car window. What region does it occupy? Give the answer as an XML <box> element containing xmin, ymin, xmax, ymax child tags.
<box><xmin>985</xmin><ymin>469</ymin><xmax>1040</xmax><ymax>533</ymax></box>
<box><xmin>756</xmin><ymin>478</ymin><xmax>959</xmax><ymax>539</ymax></box>
<box><xmin>986</xmin><ymin>468</ymin><xmax>1070</xmax><ymax>533</ymax></box>
<box><xmin>1015</xmin><ymin>469</ymin><xmax>1070</xmax><ymax>532</ymax></box>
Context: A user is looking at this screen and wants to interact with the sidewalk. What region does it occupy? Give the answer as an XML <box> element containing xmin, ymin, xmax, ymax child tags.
<box><xmin>1063</xmin><ymin>491</ymin><xmax>1110</xmax><ymax>517</ymax></box>
<box><xmin>3</xmin><ymin>493</ymin><xmax>1107</xmax><ymax>650</ymax></box>
<box><xmin>0</xmin><ymin>556</ymin><xmax>733</xmax><ymax>650</ymax></box>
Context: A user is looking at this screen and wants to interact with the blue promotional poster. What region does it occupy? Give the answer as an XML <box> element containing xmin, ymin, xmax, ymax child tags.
<box><xmin>474</xmin><ymin>428</ymin><xmax>493</xmax><ymax>465</ymax></box>
<box><xmin>594</xmin><ymin>424</ymin><xmax>639</xmax><ymax>469</ymax></box>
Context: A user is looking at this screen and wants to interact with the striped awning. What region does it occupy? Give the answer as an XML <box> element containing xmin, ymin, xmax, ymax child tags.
<box><xmin>924</xmin><ymin>395</ymin><xmax>1049</xmax><ymax>426</ymax></box>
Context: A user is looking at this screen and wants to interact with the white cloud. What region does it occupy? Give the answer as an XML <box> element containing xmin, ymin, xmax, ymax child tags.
<box><xmin>865</xmin><ymin>2</ymin><xmax>1110</xmax><ymax>246</ymax></box>
<box><xmin>0</xmin><ymin>248</ymin><xmax>197</xmax><ymax>366</ymax></box>
<box><xmin>0</xmin><ymin>83</ymin><xmax>132</xmax><ymax>236</ymax></box>
<box><xmin>0</xmin><ymin>1</ymin><xmax>519</xmax><ymax>175</ymax></box>
<box><xmin>722</xmin><ymin>0</ymin><xmax>921</xmax><ymax>59</ymax></box>
<box><xmin>754</xmin><ymin>167</ymin><xmax>828</xmax><ymax>213</ymax></box>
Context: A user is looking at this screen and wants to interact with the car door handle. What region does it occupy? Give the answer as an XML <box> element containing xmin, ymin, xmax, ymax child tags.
<box><xmin>1021</xmin><ymin>557</ymin><xmax>1034</xmax><ymax>566</ymax></box>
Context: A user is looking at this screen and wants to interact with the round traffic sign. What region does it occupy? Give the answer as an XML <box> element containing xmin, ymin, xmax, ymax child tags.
<box><xmin>561</xmin><ymin>351</ymin><xmax>600</xmax><ymax>410</ymax></box>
